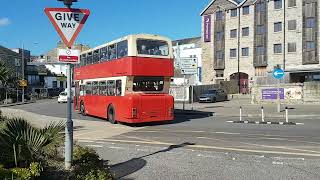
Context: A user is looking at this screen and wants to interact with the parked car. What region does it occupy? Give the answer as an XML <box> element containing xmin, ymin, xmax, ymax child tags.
<box><xmin>58</xmin><ymin>92</ymin><xmax>73</xmax><ymax>103</ymax></box>
<box><xmin>199</xmin><ymin>89</ymin><xmax>228</xmax><ymax>103</ymax></box>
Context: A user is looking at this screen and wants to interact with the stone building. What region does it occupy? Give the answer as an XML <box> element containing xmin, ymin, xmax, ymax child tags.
<box><xmin>0</xmin><ymin>45</ymin><xmax>24</xmax><ymax>80</ymax></box>
<box><xmin>200</xmin><ymin>0</ymin><xmax>320</xmax><ymax>93</ymax></box>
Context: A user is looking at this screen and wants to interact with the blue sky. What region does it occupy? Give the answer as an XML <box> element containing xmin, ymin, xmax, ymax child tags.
<box><xmin>0</xmin><ymin>0</ymin><xmax>210</xmax><ymax>55</ymax></box>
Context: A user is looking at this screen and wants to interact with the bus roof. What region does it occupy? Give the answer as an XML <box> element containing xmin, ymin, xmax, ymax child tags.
<box><xmin>81</xmin><ymin>34</ymin><xmax>172</xmax><ymax>55</ymax></box>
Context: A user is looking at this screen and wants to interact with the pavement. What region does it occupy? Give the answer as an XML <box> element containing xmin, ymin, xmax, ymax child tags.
<box><xmin>1</xmin><ymin>98</ymin><xmax>320</xmax><ymax>179</ymax></box>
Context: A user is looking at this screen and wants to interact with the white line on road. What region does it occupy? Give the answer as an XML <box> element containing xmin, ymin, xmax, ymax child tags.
<box><xmin>85</xmin><ymin>144</ymin><xmax>103</xmax><ymax>148</ymax></box>
<box><xmin>108</xmin><ymin>146</ymin><xmax>125</xmax><ymax>149</ymax></box>
<box><xmin>214</xmin><ymin>132</ymin><xmax>241</xmax><ymax>135</ymax></box>
<box><xmin>273</xmin><ymin>157</ymin><xmax>305</xmax><ymax>161</ymax></box>
<box><xmin>272</xmin><ymin>161</ymin><xmax>284</xmax><ymax>165</ymax></box>
<box><xmin>77</xmin><ymin>140</ymin><xmax>94</xmax><ymax>143</ymax></box>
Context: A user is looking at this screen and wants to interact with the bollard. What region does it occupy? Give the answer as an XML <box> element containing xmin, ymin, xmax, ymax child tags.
<box><xmin>285</xmin><ymin>107</ymin><xmax>288</xmax><ymax>123</ymax></box>
<box><xmin>240</xmin><ymin>106</ymin><xmax>242</xmax><ymax>121</ymax></box>
<box><xmin>261</xmin><ymin>106</ymin><xmax>265</xmax><ymax>122</ymax></box>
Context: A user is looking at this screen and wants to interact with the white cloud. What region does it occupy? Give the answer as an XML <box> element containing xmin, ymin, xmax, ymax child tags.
<box><xmin>0</xmin><ymin>18</ymin><xmax>10</xmax><ymax>26</ymax></box>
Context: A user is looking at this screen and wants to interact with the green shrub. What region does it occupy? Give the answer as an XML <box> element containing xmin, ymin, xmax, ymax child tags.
<box><xmin>0</xmin><ymin>164</ymin><xmax>12</xmax><ymax>180</ymax></box>
<box><xmin>0</xmin><ymin>162</ymin><xmax>42</xmax><ymax>180</ymax></box>
<box><xmin>72</xmin><ymin>145</ymin><xmax>113</xmax><ymax>180</ymax></box>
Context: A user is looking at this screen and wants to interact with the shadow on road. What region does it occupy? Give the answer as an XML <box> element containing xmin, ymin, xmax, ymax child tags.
<box><xmin>123</xmin><ymin>110</ymin><xmax>214</xmax><ymax>127</ymax></box>
<box><xmin>110</xmin><ymin>142</ymin><xmax>195</xmax><ymax>179</ymax></box>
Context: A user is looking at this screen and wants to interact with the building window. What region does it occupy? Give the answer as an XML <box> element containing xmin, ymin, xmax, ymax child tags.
<box><xmin>256</xmin><ymin>2</ymin><xmax>265</xmax><ymax>12</ymax></box>
<box><xmin>216</xmin><ymin>31</ymin><xmax>223</xmax><ymax>41</ymax></box>
<box><xmin>306</xmin><ymin>41</ymin><xmax>316</xmax><ymax>51</ymax></box>
<box><xmin>274</xmin><ymin>44</ymin><xmax>282</xmax><ymax>54</ymax></box>
<box><xmin>243</xmin><ymin>6</ymin><xmax>250</xmax><ymax>15</ymax></box>
<box><xmin>256</xmin><ymin>25</ymin><xmax>265</xmax><ymax>35</ymax></box>
<box><xmin>274</xmin><ymin>22</ymin><xmax>282</xmax><ymax>32</ymax></box>
<box><xmin>288</xmin><ymin>20</ymin><xmax>296</xmax><ymax>30</ymax></box>
<box><xmin>230</xmin><ymin>9</ymin><xmax>237</xmax><ymax>17</ymax></box>
<box><xmin>242</xmin><ymin>47</ymin><xmax>249</xmax><ymax>56</ymax></box>
<box><xmin>52</xmin><ymin>81</ymin><xmax>57</xmax><ymax>88</ymax></box>
<box><xmin>230</xmin><ymin>49</ymin><xmax>237</xmax><ymax>58</ymax></box>
<box><xmin>216</xmin><ymin>11</ymin><xmax>223</xmax><ymax>20</ymax></box>
<box><xmin>288</xmin><ymin>43</ymin><xmax>296</xmax><ymax>52</ymax></box>
<box><xmin>216</xmin><ymin>51</ymin><xmax>224</xmax><ymax>60</ymax></box>
<box><xmin>230</xmin><ymin>29</ymin><xmax>237</xmax><ymax>38</ymax></box>
<box><xmin>242</xmin><ymin>27</ymin><xmax>249</xmax><ymax>37</ymax></box>
<box><xmin>288</xmin><ymin>0</ymin><xmax>296</xmax><ymax>7</ymax></box>
<box><xmin>306</xmin><ymin>18</ymin><xmax>316</xmax><ymax>28</ymax></box>
<box><xmin>256</xmin><ymin>46</ymin><xmax>265</xmax><ymax>55</ymax></box>
<box><xmin>274</xmin><ymin>0</ymin><xmax>282</xmax><ymax>9</ymax></box>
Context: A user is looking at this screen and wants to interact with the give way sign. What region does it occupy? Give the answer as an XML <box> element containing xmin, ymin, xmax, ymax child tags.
<box><xmin>44</xmin><ymin>8</ymin><xmax>90</xmax><ymax>48</ymax></box>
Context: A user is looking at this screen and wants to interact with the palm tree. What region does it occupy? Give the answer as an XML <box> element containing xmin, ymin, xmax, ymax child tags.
<box><xmin>0</xmin><ymin>117</ymin><xmax>65</xmax><ymax>167</ymax></box>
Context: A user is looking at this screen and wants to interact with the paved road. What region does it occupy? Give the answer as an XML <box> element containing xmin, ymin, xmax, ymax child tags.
<box><xmin>7</xmin><ymin>99</ymin><xmax>320</xmax><ymax>179</ymax></box>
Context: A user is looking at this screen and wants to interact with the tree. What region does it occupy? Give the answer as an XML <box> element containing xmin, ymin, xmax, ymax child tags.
<box><xmin>0</xmin><ymin>62</ymin><xmax>19</xmax><ymax>104</ymax></box>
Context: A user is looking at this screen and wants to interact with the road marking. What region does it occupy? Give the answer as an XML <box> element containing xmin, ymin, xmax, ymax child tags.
<box><xmin>296</xmin><ymin>123</ymin><xmax>304</xmax><ymax>125</ymax></box>
<box><xmin>272</xmin><ymin>161</ymin><xmax>284</xmax><ymax>165</ymax></box>
<box><xmin>273</xmin><ymin>157</ymin><xmax>305</xmax><ymax>161</ymax></box>
<box><xmin>77</xmin><ymin>140</ymin><xmax>94</xmax><ymax>143</ymax></box>
<box><xmin>77</xmin><ymin>138</ymin><xmax>320</xmax><ymax>157</ymax></box>
<box><xmin>214</xmin><ymin>132</ymin><xmax>241</xmax><ymax>135</ymax></box>
<box><xmin>85</xmin><ymin>144</ymin><xmax>103</xmax><ymax>148</ymax></box>
<box><xmin>108</xmin><ymin>146</ymin><xmax>125</xmax><ymax>149</ymax></box>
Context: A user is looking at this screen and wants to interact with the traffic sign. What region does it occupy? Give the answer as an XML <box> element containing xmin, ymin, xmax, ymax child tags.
<box><xmin>273</xmin><ymin>68</ymin><xmax>285</xmax><ymax>79</ymax></box>
<box><xmin>58</xmin><ymin>49</ymin><xmax>80</xmax><ymax>63</ymax></box>
<box><xmin>44</xmin><ymin>8</ymin><xmax>90</xmax><ymax>48</ymax></box>
<box><xmin>180</xmin><ymin>58</ymin><xmax>197</xmax><ymax>69</ymax></box>
<box><xmin>19</xmin><ymin>79</ymin><xmax>27</xmax><ymax>87</ymax></box>
<box><xmin>181</xmin><ymin>69</ymin><xmax>197</xmax><ymax>75</ymax></box>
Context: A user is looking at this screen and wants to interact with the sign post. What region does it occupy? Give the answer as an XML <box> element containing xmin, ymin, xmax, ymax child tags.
<box><xmin>272</xmin><ymin>67</ymin><xmax>285</xmax><ymax>113</ymax></box>
<box><xmin>180</xmin><ymin>57</ymin><xmax>198</xmax><ymax>110</ymax></box>
<box><xmin>45</xmin><ymin>4</ymin><xmax>90</xmax><ymax>170</ymax></box>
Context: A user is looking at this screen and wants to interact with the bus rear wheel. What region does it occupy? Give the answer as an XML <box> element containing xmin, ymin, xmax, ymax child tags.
<box><xmin>108</xmin><ymin>105</ymin><xmax>117</xmax><ymax>124</ymax></box>
<box><xmin>80</xmin><ymin>102</ymin><xmax>86</xmax><ymax>116</ymax></box>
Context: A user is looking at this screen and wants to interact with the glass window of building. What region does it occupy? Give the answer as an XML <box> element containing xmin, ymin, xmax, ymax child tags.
<box><xmin>230</xmin><ymin>49</ymin><xmax>237</xmax><ymax>58</ymax></box>
<box><xmin>274</xmin><ymin>0</ymin><xmax>282</xmax><ymax>9</ymax></box>
<box><xmin>256</xmin><ymin>25</ymin><xmax>265</xmax><ymax>35</ymax></box>
<box><xmin>306</xmin><ymin>18</ymin><xmax>316</xmax><ymax>28</ymax></box>
<box><xmin>243</xmin><ymin>6</ymin><xmax>250</xmax><ymax>15</ymax></box>
<box><xmin>117</xmin><ymin>40</ymin><xmax>128</xmax><ymax>58</ymax></box>
<box><xmin>216</xmin><ymin>11</ymin><xmax>223</xmax><ymax>20</ymax></box>
<box><xmin>242</xmin><ymin>47</ymin><xmax>249</xmax><ymax>56</ymax></box>
<box><xmin>216</xmin><ymin>31</ymin><xmax>223</xmax><ymax>41</ymax></box>
<box><xmin>288</xmin><ymin>43</ymin><xmax>296</xmax><ymax>52</ymax></box>
<box><xmin>274</xmin><ymin>22</ymin><xmax>282</xmax><ymax>32</ymax></box>
<box><xmin>306</xmin><ymin>41</ymin><xmax>316</xmax><ymax>51</ymax></box>
<box><xmin>256</xmin><ymin>46</ymin><xmax>265</xmax><ymax>56</ymax></box>
<box><xmin>137</xmin><ymin>39</ymin><xmax>169</xmax><ymax>56</ymax></box>
<box><xmin>288</xmin><ymin>20</ymin><xmax>296</xmax><ymax>30</ymax></box>
<box><xmin>242</xmin><ymin>27</ymin><xmax>249</xmax><ymax>37</ymax></box>
<box><xmin>288</xmin><ymin>0</ymin><xmax>296</xmax><ymax>7</ymax></box>
<box><xmin>274</xmin><ymin>44</ymin><xmax>282</xmax><ymax>53</ymax></box>
<box><xmin>256</xmin><ymin>2</ymin><xmax>265</xmax><ymax>12</ymax></box>
<box><xmin>216</xmin><ymin>51</ymin><xmax>224</xmax><ymax>59</ymax></box>
<box><xmin>230</xmin><ymin>29</ymin><xmax>237</xmax><ymax>38</ymax></box>
<box><xmin>230</xmin><ymin>9</ymin><xmax>237</xmax><ymax>17</ymax></box>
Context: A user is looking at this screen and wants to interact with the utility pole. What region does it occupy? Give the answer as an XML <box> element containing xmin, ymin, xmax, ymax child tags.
<box><xmin>237</xmin><ymin>6</ymin><xmax>241</xmax><ymax>94</ymax></box>
<box><xmin>22</xmin><ymin>44</ymin><xmax>25</xmax><ymax>103</ymax></box>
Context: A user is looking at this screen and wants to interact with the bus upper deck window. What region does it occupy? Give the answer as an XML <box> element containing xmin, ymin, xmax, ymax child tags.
<box><xmin>137</xmin><ymin>39</ymin><xmax>169</xmax><ymax>56</ymax></box>
<box><xmin>117</xmin><ymin>41</ymin><xmax>128</xmax><ymax>58</ymax></box>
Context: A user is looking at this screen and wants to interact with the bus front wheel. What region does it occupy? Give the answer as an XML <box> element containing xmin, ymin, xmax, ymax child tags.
<box><xmin>80</xmin><ymin>102</ymin><xmax>86</xmax><ymax>116</ymax></box>
<box><xmin>108</xmin><ymin>105</ymin><xmax>117</xmax><ymax>124</ymax></box>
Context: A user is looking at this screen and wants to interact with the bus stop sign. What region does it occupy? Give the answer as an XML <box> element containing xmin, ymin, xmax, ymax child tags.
<box><xmin>273</xmin><ymin>68</ymin><xmax>285</xmax><ymax>79</ymax></box>
<box><xmin>44</xmin><ymin>8</ymin><xmax>90</xmax><ymax>48</ymax></box>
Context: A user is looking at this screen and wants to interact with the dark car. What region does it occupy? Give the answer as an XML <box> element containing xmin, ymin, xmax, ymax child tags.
<box><xmin>199</xmin><ymin>89</ymin><xmax>228</xmax><ymax>103</ymax></box>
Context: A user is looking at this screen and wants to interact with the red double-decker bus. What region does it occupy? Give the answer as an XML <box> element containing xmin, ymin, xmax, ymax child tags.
<box><xmin>73</xmin><ymin>34</ymin><xmax>174</xmax><ymax>124</ymax></box>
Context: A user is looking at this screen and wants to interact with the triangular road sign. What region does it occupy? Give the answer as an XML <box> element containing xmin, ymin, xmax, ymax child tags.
<box><xmin>45</xmin><ymin>8</ymin><xmax>90</xmax><ymax>48</ymax></box>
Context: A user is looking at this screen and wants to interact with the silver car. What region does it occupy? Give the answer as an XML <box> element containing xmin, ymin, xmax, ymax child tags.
<box><xmin>199</xmin><ymin>89</ymin><xmax>228</xmax><ymax>103</ymax></box>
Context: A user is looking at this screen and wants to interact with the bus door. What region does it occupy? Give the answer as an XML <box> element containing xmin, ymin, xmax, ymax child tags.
<box><xmin>74</xmin><ymin>82</ymin><xmax>80</xmax><ymax>110</ymax></box>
